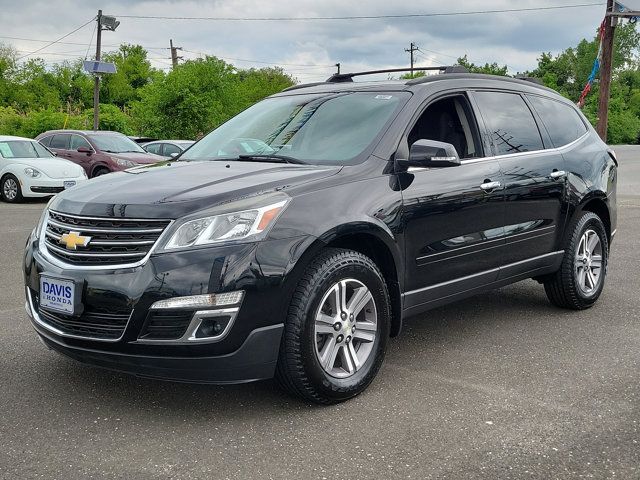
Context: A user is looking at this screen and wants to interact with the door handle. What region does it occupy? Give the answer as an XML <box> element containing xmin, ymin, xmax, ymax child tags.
<box><xmin>550</xmin><ymin>170</ymin><xmax>567</xmax><ymax>179</ymax></box>
<box><xmin>479</xmin><ymin>180</ymin><xmax>501</xmax><ymax>191</ymax></box>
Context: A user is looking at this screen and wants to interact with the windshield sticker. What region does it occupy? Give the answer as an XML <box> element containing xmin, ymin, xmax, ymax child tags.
<box><xmin>374</xmin><ymin>95</ymin><xmax>393</xmax><ymax>100</ymax></box>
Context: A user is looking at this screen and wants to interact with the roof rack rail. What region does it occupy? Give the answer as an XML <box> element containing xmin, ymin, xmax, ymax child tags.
<box><xmin>326</xmin><ymin>65</ymin><xmax>468</xmax><ymax>83</ymax></box>
<box><xmin>514</xmin><ymin>75</ymin><xmax>544</xmax><ymax>85</ymax></box>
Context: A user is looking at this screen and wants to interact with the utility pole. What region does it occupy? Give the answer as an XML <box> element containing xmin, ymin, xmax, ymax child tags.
<box><xmin>335</xmin><ymin>63</ymin><xmax>341</xmax><ymax>74</ymax></box>
<box><xmin>170</xmin><ymin>39</ymin><xmax>182</xmax><ymax>69</ymax></box>
<box><xmin>93</xmin><ymin>9</ymin><xmax>102</xmax><ymax>131</ymax></box>
<box><xmin>405</xmin><ymin>42</ymin><xmax>418</xmax><ymax>76</ymax></box>
<box><xmin>597</xmin><ymin>0</ymin><xmax>617</xmax><ymax>141</ymax></box>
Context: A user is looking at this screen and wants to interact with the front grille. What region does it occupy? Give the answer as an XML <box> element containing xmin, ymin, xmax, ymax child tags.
<box><xmin>139</xmin><ymin>310</ymin><xmax>194</xmax><ymax>340</ymax></box>
<box><xmin>32</xmin><ymin>290</ymin><xmax>131</xmax><ymax>340</ymax></box>
<box><xmin>43</xmin><ymin>210</ymin><xmax>171</xmax><ymax>266</ymax></box>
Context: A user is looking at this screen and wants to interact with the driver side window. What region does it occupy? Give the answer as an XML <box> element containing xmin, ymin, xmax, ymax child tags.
<box><xmin>408</xmin><ymin>94</ymin><xmax>482</xmax><ymax>159</ymax></box>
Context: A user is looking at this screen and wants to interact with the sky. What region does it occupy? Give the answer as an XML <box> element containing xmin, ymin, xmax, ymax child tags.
<box><xmin>1</xmin><ymin>0</ymin><xmax>637</xmax><ymax>83</ymax></box>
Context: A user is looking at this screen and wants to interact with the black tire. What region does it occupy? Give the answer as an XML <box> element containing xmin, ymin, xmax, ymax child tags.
<box><xmin>92</xmin><ymin>167</ymin><xmax>110</xmax><ymax>178</ymax></box>
<box><xmin>276</xmin><ymin>248</ymin><xmax>391</xmax><ymax>404</ymax></box>
<box><xmin>544</xmin><ymin>212</ymin><xmax>609</xmax><ymax>310</ymax></box>
<box><xmin>1</xmin><ymin>174</ymin><xmax>24</xmax><ymax>203</ymax></box>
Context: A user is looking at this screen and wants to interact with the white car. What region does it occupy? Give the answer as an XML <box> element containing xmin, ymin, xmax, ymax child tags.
<box><xmin>0</xmin><ymin>135</ymin><xmax>87</xmax><ymax>203</ymax></box>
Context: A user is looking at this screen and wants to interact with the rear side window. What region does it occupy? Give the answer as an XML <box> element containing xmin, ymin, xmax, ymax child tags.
<box><xmin>474</xmin><ymin>91</ymin><xmax>544</xmax><ymax>156</ymax></box>
<box><xmin>49</xmin><ymin>134</ymin><xmax>70</xmax><ymax>150</ymax></box>
<box><xmin>527</xmin><ymin>95</ymin><xmax>587</xmax><ymax>147</ymax></box>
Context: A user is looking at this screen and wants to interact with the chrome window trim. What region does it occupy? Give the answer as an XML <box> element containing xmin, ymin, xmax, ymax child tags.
<box><xmin>136</xmin><ymin>307</ymin><xmax>240</xmax><ymax>345</ymax></box>
<box><xmin>25</xmin><ymin>287</ymin><xmax>133</xmax><ymax>343</ymax></box>
<box><xmin>38</xmin><ymin>210</ymin><xmax>175</xmax><ymax>271</ymax></box>
<box><xmin>459</xmin><ymin>130</ymin><xmax>589</xmax><ymax>165</ymax></box>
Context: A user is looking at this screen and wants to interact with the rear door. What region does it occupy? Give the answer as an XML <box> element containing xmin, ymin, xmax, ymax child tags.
<box><xmin>471</xmin><ymin>90</ymin><xmax>568</xmax><ymax>271</ymax></box>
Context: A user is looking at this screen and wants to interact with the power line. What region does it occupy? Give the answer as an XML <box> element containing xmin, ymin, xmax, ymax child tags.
<box><xmin>416</xmin><ymin>47</ymin><xmax>459</xmax><ymax>61</ymax></box>
<box><xmin>84</xmin><ymin>22</ymin><xmax>97</xmax><ymax>60</ymax></box>
<box><xmin>182</xmin><ymin>49</ymin><xmax>333</xmax><ymax>67</ymax></box>
<box><xmin>0</xmin><ymin>35</ymin><xmax>166</xmax><ymax>50</ymax></box>
<box><xmin>16</xmin><ymin>17</ymin><xmax>96</xmax><ymax>61</ymax></box>
<box><xmin>114</xmin><ymin>3</ymin><xmax>604</xmax><ymax>21</ymax></box>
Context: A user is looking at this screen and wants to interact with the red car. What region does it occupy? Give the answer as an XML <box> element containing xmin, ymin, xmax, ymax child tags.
<box><xmin>36</xmin><ymin>130</ymin><xmax>164</xmax><ymax>178</ymax></box>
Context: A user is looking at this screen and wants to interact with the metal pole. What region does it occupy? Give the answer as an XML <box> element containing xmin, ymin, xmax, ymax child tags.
<box><xmin>92</xmin><ymin>10</ymin><xmax>102</xmax><ymax>131</ymax></box>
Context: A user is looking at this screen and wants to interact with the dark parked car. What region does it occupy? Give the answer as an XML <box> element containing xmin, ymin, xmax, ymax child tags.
<box><xmin>36</xmin><ymin>130</ymin><xmax>164</xmax><ymax>178</ymax></box>
<box><xmin>142</xmin><ymin>140</ymin><xmax>195</xmax><ymax>158</ymax></box>
<box><xmin>24</xmin><ymin>68</ymin><xmax>617</xmax><ymax>404</ymax></box>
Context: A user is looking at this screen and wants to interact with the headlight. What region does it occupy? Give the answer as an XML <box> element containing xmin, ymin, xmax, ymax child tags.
<box><xmin>31</xmin><ymin>201</ymin><xmax>51</xmax><ymax>241</ymax></box>
<box><xmin>115</xmin><ymin>158</ymin><xmax>138</xmax><ymax>168</ymax></box>
<box><xmin>161</xmin><ymin>196</ymin><xmax>289</xmax><ymax>251</ymax></box>
<box><xmin>24</xmin><ymin>167</ymin><xmax>41</xmax><ymax>178</ymax></box>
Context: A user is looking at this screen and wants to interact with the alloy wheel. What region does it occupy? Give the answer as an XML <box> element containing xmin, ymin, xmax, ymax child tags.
<box><xmin>3</xmin><ymin>178</ymin><xmax>18</xmax><ymax>201</ymax></box>
<box><xmin>575</xmin><ymin>229</ymin><xmax>603</xmax><ymax>295</ymax></box>
<box><xmin>314</xmin><ymin>278</ymin><xmax>378</xmax><ymax>379</ymax></box>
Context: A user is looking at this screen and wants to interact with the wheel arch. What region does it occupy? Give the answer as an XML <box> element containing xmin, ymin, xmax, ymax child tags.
<box><xmin>574</xmin><ymin>192</ymin><xmax>612</xmax><ymax>243</ymax></box>
<box><xmin>296</xmin><ymin>223</ymin><xmax>404</xmax><ymax>337</ymax></box>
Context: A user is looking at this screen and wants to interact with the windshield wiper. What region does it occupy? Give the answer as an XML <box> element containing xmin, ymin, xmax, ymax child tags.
<box><xmin>237</xmin><ymin>154</ymin><xmax>307</xmax><ymax>165</ymax></box>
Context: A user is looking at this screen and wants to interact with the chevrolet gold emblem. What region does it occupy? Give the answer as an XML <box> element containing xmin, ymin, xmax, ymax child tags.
<box><xmin>59</xmin><ymin>231</ymin><xmax>91</xmax><ymax>250</ymax></box>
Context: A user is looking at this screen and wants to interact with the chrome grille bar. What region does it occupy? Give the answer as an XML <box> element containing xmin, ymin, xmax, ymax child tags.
<box><xmin>41</xmin><ymin>211</ymin><xmax>171</xmax><ymax>267</ymax></box>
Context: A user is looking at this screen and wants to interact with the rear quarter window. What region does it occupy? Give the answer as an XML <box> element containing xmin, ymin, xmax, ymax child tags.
<box><xmin>527</xmin><ymin>95</ymin><xmax>587</xmax><ymax>148</ymax></box>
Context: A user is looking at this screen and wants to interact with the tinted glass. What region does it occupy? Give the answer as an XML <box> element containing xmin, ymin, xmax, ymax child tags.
<box><xmin>49</xmin><ymin>134</ymin><xmax>70</xmax><ymax>149</ymax></box>
<box><xmin>39</xmin><ymin>136</ymin><xmax>52</xmax><ymax>147</ymax></box>
<box><xmin>144</xmin><ymin>143</ymin><xmax>162</xmax><ymax>155</ymax></box>
<box><xmin>70</xmin><ymin>135</ymin><xmax>91</xmax><ymax>150</ymax></box>
<box><xmin>527</xmin><ymin>95</ymin><xmax>588</xmax><ymax>147</ymax></box>
<box><xmin>0</xmin><ymin>141</ymin><xmax>54</xmax><ymax>158</ymax></box>
<box><xmin>474</xmin><ymin>91</ymin><xmax>544</xmax><ymax>155</ymax></box>
<box><xmin>163</xmin><ymin>143</ymin><xmax>181</xmax><ymax>155</ymax></box>
<box><xmin>87</xmin><ymin>134</ymin><xmax>145</xmax><ymax>153</ymax></box>
<box><xmin>181</xmin><ymin>92</ymin><xmax>410</xmax><ymax>165</ymax></box>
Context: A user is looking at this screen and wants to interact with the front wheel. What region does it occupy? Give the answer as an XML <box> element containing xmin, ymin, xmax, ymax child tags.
<box><xmin>544</xmin><ymin>212</ymin><xmax>609</xmax><ymax>310</ymax></box>
<box><xmin>276</xmin><ymin>248</ymin><xmax>391</xmax><ymax>404</ymax></box>
<box><xmin>1</xmin><ymin>174</ymin><xmax>24</xmax><ymax>203</ymax></box>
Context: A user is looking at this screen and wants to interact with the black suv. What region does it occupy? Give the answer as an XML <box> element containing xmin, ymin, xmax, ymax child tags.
<box><xmin>23</xmin><ymin>68</ymin><xmax>617</xmax><ymax>404</ymax></box>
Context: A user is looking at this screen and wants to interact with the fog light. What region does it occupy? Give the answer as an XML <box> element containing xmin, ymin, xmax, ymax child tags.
<box><xmin>150</xmin><ymin>291</ymin><xmax>244</xmax><ymax>310</ymax></box>
<box><xmin>195</xmin><ymin>315</ymin><xmax>232</xmax><ymax>338</ymax></box>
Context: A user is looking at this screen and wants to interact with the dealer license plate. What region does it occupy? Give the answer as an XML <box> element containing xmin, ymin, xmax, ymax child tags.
<box><xmin>63</xmin><ymin>180</ymin><xmax>76</xmax><ymax>189</ymax></box>
<box><xmin>39</xmin><ymin>275</ymin><xmax>75</xmax><ymax>314</ymax></box>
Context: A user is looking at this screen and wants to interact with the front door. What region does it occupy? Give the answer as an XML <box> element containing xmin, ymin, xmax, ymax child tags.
<box><xmin>472</xmin><ymin>90</ymin><xmax>568</xmax><ymax>268</ymax></box>
<box><xmin>400</xmin><ymin>93</ymin><xmax>507</xmax><ymax>312</ymax></box>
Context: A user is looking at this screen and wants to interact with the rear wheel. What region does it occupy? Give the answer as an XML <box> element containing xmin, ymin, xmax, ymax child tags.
<box><xmin>276</xmin><ymin>248</ymin><xmax>391</xmax><ymax>404</ymax></box>
<box><xmin>544</xmin><ymin>212</ymin><xmax>608</xmax><ymax>310</ymax></box>
<box><xmin>1</xmin><ymin>174</ymin><xmax>23</xmax><ymax>203</ymax></box>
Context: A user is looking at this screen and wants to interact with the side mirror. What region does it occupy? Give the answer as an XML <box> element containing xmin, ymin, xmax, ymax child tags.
<box><xmin>169</xmin><ymin>152</ymin><xmax>179</xmax><ymax>158</ymax></box>
<box><xmin>399</xmin><ymin>139</ymin><xmax>461</xmax><ymax>169</ymax></box>
<box><xmin>77</xmin><ymin>146</ymin><xmax>93</xmax><ymax>154</ymax></box>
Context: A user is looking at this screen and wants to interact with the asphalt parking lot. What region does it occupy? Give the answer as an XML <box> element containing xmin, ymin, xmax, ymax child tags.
<box><xmin>1</xmin><ymin>148</ymin><xmax>638</xmax><ymax>480</ymax></box>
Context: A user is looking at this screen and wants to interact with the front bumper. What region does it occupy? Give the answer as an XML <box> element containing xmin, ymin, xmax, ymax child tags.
<box><xmin>23</xmin><ymin>233</ymin><xmax>313</xmax><ymax>383</ymax></box>
<box><xmin>22</xmin><ymin>175</ymin><xmax>87</xmax><ymax>198</ymax></box>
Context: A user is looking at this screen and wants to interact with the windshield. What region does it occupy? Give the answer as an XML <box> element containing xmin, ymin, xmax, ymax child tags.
<box><xmin>88</xmin><ymin>134</ymin><xmax>145</xmax><ymax>153</ymax></box>
<box><xmin>181</xmin><ymin>92</ymin><xmax>410</xmax><ymax>165</ymax></box>
<box><xmin>0</xmin><ymin>140</ymin><xmax>54</xmax><ymax>159</ymax></box>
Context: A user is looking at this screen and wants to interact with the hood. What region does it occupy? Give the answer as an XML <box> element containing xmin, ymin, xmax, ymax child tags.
<box><xmin>51</xmin><ymin>160</ymin><xmax>341</xmax><ymax>218</ymax></box>
<box><xmin>4</xmin><ymin>157</ymin><xmax>84</xmax><ymax>179</ymax></box>
<box><xmin>109</xmin><ymin>151</ymin><xmax>164</xmax><ymax>165</ymax></box>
